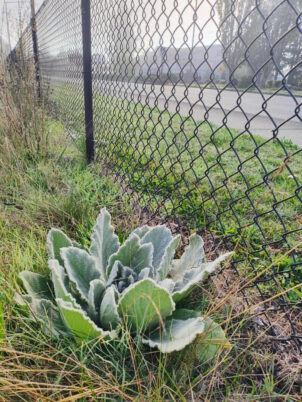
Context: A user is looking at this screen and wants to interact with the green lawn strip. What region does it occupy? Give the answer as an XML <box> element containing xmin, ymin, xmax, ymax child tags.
<box><xmin>92</xmin><ymin>92</ymin><xmax>302</xmax><ymax>298</ymax></box>
<box><xmin>92</xmin><ymin>92</ymin><xmax>301</xmax><ymax>246</ymax></box>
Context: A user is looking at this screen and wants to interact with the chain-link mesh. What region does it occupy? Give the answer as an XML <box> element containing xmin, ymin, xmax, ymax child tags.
<box><xmin>8</xmin><ymin>24</ymin><xmax>33</xmax><ymax>70</ymax></box>
<box><xmin>10</xmin><ymin>0</ymin><xmax>302</xmax><ymax>349</ymax></box>
<box><xmin>36</xmin><ymin>0</ymin><xmax>85</xmax><ymax>138</ymax></box>
<box><xmin>91</xmin><ymin>0</ymin><xmax>302</xmax><ymax>349</ymax></box>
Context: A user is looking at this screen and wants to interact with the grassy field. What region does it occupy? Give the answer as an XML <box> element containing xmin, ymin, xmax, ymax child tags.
<box><xmin>51</xmin><ymin>85</ymin><xmax>302</xmax><ymax>248</ymax></box>
<box><xmin>0</xmin><ymin>70</ymin><xmax>301</xmax><ymax>400</ymax></box>
<box><xmin>94</xmin><ymin>94</ymin><xmax>302</xmax><ymax>298</ymax></box>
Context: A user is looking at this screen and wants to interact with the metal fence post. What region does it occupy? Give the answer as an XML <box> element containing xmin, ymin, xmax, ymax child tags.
<box><xmin>30</xmin><ymin>0</ymin><xmax>41</xmax><ymax>99</ymax></box>
<box><xmin>81</xmin><ymin>0</ymin><xmax>95</xmax><ymax>163</ymax></box>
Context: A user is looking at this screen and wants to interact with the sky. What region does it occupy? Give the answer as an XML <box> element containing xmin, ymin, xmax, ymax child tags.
<box><xmin>0</xmin><ymin>0</ymin><xmax>44</xmax><ymax>49</ymax></box>
<box><xmin>0</xmin><ymin>0</ymin><xmax>218</xmax><ymax>53</ymax></box>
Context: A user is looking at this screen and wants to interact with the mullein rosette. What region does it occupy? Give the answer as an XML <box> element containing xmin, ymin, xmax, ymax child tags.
<box><xmin>18</xmin><ymin>208</ymin><xmax>232</xmax><ymax>356</ymax></box>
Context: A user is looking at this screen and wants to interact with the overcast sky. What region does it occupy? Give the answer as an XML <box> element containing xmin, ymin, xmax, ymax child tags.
<box><xmin>1</xmin><ymin>0</ymin><xmax>218</xmax><ymax>52</ymax></box>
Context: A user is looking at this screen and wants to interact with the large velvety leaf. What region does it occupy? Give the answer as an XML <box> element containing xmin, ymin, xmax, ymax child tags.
<box><xmin>138</xmin><ymin>267</ymin><xmax>152</xmax><ymax>281</ymax></box>
<box><xmin>19</xmin><ymin>271</ymin><xmax>53</xmax><ymax>300</ymax></box>
<box><xmin>100</xmin><ymin>286</ymin><xmax>120</xmax><ymax>330</ymax></box>
<box><xmin>142</xmin><ymin>310</ymin><xmax>205</xmax><ymax>353</ymax></box>
<box><xmin>61</xmin><ymin>247</ymin><xmax>100</xmax><ymax>303</ymax></box>
<box><xmin>118</xmin><ymin>279</ymin><xmax>175</xmax><ymax>333</ymax></box>
<box><xmin>172</xmin><ymin>268</ymin><xmax>208</xmax><ymax>303</ymax></box>
<box><xmin>170</xmin><ymin>234</ymin><xmax>205</xmax><ymax>280</ymax></box>
<box><xmin>106</xmin><ymin>260</ymin><xmax>124</xmax><ymax>287</ymax></box>
<box><xmin>57</xmin><ymin>299</ymin><xmax>116</xmax><ymax>342</ymax></box>
<box><xmin>88</xmin><ymin>279</ymin><xmax>106</xmax><ymax>320</ymax></box>
<box><xmin>106</xmin><ymin>235</ymin><xmax>153</xmax><ymax>277</ymax></box>
<box><xmin>158</xmin><ymin>278</ymin><xmax>175</xmax><ymax>293</ymax></box>
<box><xmin>129</xmin><ymin>226</ymin><xmax>151</xmax><ymax>239</ymax></box>
<box><xmin>90</xmin><ymin>208</ymin><xmax>120</xmax><ymax>280</ymax></box>
<box><xmin>141</xmin><ymin>226</ymin><xmax>173</xmax><ymax>270</ymax></box>
<box><xmin>47</xmin><ymin>229</ymin><xmax>73</xmax><ymax>266</ymax></box>
<box><xmin>172</xmin><ymin>253</ymin><xmax>232</xmax><ymax>303</ymax></box>
<box><xmin>48</xmin><ymin>259</ymin><xmax>78</xmax><ymax>307</ymax></box>
<box><xmin>132</xmin><ymin>243</ymin><xmax>154</xmax><ymax>275</ymax></box>
<box><xmin>25</xmin><ymin>296</ymin><xmax>67</xmax><ymax>336</ymax></box>
<box><xmin>197</xmin><ymin>317</ymin><xmax>230</xmax><ymax>363</ymax></box>
<box><xmin>157</xmin><ymin>235</ymin><xmax>180</xmax><ymax>280</ymax></box>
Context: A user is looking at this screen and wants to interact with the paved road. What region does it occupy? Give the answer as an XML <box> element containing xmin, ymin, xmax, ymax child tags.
<box><xmin>94</xmin><ymin>81</ymin><xmax>302</xmax><ymax>146</ymax></box>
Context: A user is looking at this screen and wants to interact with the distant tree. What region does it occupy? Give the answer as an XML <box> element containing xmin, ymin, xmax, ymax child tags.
<box><xmin>215</xmin><ymin>0</ymin><xmax>302</xmax><ymax>88</ymax></box>
<box><xmin>279</xmin><ymin>0</ymin><xmax>302</xmax><ymax>88</ymax></box>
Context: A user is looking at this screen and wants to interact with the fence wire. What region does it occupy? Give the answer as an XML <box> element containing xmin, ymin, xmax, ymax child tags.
<box><xmin>11</xmin><ymin>0</ymin><xmax>302</xmax><ymax>350</ymax></box>
<box><xmin>37</xmin><ymin>0</ymin><xmax>84</xmax><ymax>137</ymax></box>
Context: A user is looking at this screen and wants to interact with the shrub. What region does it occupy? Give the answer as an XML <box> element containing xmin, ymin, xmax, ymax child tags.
<box><xmin>266</xmin><ymin>80</ymin><xmax>274</xmax><ymax>88</ymax></box>
<box><xmin>266</xmin><ymin>80</ymin><xmax>283</xmax><ymax>89</ymax></box>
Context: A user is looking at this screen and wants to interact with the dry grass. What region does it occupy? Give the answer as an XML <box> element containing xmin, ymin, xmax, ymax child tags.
<box><xmin>0</xmin><ymin>61</ymin><xmax>48</xmax><ymax>159</ymax></box>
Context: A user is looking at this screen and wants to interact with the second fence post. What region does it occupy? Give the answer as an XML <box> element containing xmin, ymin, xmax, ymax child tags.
<box><xmin>30</xmin><ymin>0</ymin><xmax>41</xmax><ymax>99</ymax></box>
<box><xmin>81</xmin><ymin>0</ymin><xmax>95</xmax><ymax>163</ymax></box>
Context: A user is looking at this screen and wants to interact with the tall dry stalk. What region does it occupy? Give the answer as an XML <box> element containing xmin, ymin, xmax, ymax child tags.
<box><xmin>0</xmin><ymin>49</ymin><xmax>48</xmax><ymax>161</ymax></box>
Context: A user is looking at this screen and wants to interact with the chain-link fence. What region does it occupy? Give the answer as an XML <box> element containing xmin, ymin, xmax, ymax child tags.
<box><xmin>9</xmin><ymin>0</ymin><xmax>302</xmax><ymax>350</ymax></box>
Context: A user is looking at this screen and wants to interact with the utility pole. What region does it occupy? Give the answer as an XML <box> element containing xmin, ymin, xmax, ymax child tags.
<box><xmin>30</xmin><ymin>0</ymin><xmax>41</xmax><ymax>98</ymax></box>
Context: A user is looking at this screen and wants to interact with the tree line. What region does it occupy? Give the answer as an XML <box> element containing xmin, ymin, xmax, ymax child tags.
<box><xmin>216</xmin><ymin>0</ymin><xmax>302</xmax><ymax>89</ymax></box>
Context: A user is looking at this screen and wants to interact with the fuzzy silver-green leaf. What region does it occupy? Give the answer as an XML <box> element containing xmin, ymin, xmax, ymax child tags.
<box><xmin>19</xmin><ymin>271</ymin><xmax>53</xmax><ymax>301</ymax></box>
<box><xmin>90</xmin><ymin>208</ymin><xmax>120</xmax><ymax>280</ymax></box>
<box><xmin>141</xmin><ymin>226</ymin><xmax>173</xmax><ymax>270</ymax></box>
<box><xmin>47</xmin><ymin>229</ymin><xmax>73</xmax><ymax>266</ymax></box>
<box><xmin>118</xmin><ymin>278</ymin><xmax>175</xmax><ymax>333</ymax></box>
<box><xmin>61</xmin><ymin>247</ymin><xmax>100</xmax><ymax>303</ymax></box>
<box><xmin>49</xmin><ymin>259</ymin><xmax>79</xmax><ymax>307</ymax></box>
<box><xmin>197</xmin><ymin>317</ymin><xmax>230</xmax><ymax>363</ymax></box>
<box><xmin>57</xmin><ymin>299</ymin><xmax>115</xmax><ymax>342</ymax></box>
<box><xmin>172</xmin><ymin>253</ymin><xmax>232</xmax><ymax>303</ymax></box>
<box><xmin>157</xmin><ymin>235</ymin><xmax>180</xmax><ymax>280</ymax></box>
<box><xmin>24</xmin><ymin>296</ymin><xmax>67</xmax><ymax>336</ymax></box>
<box><xmin>88</xmin><ymin>279</ymin><xmax>106</xmax><ymax>320</ymax></box>
<box><xmin>100</xmin><ymin>286</ymin><xmax>120</xmax><ymax>330</ymax></box>
<box><xmin>142</xmin><ymin>310</ymin><xmax>205</xmax><ymax>353</ymax></box>
<box><xmin>170</xmin><ymin>234</ymin><xmax>205</xmax><ymax>280</ymax></box>
<box><xmin>106</xmin><ymin>234</ymin><xmax>153</xmax><ymax>277</ymax></box>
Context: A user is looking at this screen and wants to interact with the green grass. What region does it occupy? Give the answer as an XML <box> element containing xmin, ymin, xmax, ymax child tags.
<box><xmin>50</xmin><ymin>86</ymin><xmax>302</xmax><ymax>246</ymax></box>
